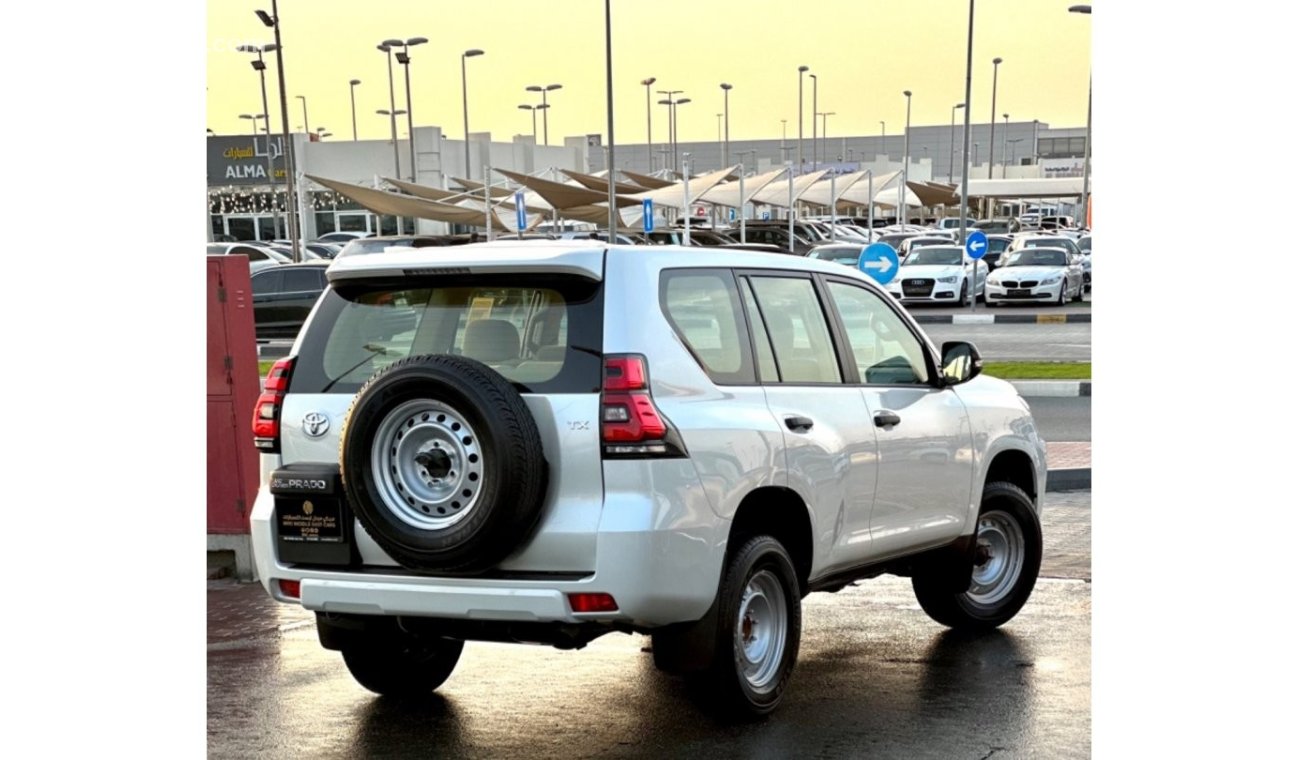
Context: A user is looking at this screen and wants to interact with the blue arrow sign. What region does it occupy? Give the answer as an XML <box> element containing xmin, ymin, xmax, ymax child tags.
<box><xmin>858</xmin><ymin>243</ymin><xmax>900</xmax><ymax>285</ymax></box>
<box><xmin>729</xmin><ymin>208</ymin><xmax>737</xmax><ymax>222</ymax></box>
<box><xmin>514</xmin><ymin>191</ymin><xmax>527</xmax><ymax>231</ymax></box>
<box><xmin>642</xmin><ymin>198</ymin><xmax>654</xmax><ymax>234</ymax></box>
<box><xmin>965</xmin><ymin>229</ymin><xmax>989</xmax><ymax>260</ymax></box>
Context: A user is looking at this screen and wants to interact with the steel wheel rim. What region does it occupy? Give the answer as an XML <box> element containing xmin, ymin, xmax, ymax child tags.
<box><xmin>371</xmin><ymin>399</ymin><xmax>484</xmax><ymax>530</ymax></box>
<box><xmin>967</xmin><ymin>510</ymin><xmax>1025</xmax><ymax>606</ymax></box>
<box><xmin>735</xmin><ymin>569</ymin><xmax>788</xmax><ymax>692</ymax></box>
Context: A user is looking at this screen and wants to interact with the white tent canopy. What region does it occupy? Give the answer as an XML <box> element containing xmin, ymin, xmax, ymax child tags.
<box><xmin>698</xmin><ymin>166</ymin><xmax>791</xmax><ymax>208</ymax></box>
<box><xmin>749</xmin><ymin>169</ymin><xmax>829</xmax><ymax>208</ymax></box>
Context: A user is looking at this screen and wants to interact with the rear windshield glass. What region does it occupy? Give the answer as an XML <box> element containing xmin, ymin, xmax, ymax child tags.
<box><xmin>290</xmin><ymin>275</ymin><xmax>603</xmax><ymax>395</ymax></box>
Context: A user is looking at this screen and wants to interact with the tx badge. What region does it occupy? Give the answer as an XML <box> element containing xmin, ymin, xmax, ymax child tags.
<box><xmin>302</xmin><ymin>412</ymin><xmax>330</xmax><ymax>438</ymax></box>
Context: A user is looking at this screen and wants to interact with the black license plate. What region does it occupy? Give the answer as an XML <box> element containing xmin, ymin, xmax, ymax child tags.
<box><xmin>277</xmin><ymin>497</ymin><xmax>344</xmax><ymax>543</ymax></box>
<box><xmin>1008</xmin><ymin>288</ymin><xmax>1031</xmax><ymax>296</ymax></box>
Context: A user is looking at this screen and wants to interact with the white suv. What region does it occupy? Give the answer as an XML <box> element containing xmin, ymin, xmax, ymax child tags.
<box><xmin>250</xmin><ymin>240</ymin><xmax>1047</xmax><ymax>718</ymax></box>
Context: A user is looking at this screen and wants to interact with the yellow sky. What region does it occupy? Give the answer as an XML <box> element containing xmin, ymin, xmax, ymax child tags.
<box><xmin>207</xmin><ymin>0</ymin><xmax>1091</xmax><ymax>144</ymax></box>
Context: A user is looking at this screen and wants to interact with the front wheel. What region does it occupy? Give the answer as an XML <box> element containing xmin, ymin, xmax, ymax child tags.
<box><xmin>342</xmin><ymin>636</ymin><xmax>464</xmax><ymax>698</ymax></box>
<box><xmin>958</xmin><ymin>281</ymin><xmax>970</xmax><ymax>307</ymax></box>
<box><xmin>912</xmin><ymin>481</ymin><xmax>1042</xmax><ymax>631</ymax></box>
<box><xmin>692</xmin><ymin>536</ymin><xmax>802</xmax><ymax>719</ymax></box>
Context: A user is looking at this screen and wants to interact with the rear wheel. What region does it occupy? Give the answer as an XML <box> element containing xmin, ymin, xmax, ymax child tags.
<box><xmin>958</xmin><ymin>281</ymin><xmax>970</xmax><ymax>307</ymax></box>
<box><xmin>1072</xmin><ymin>279</ymin><xmax>1085</xmax><ymax>302</ymax></box>
<box><xmin>912</xmin><ymin>481</ymin><xmax>1042</xmax><ymax>631</ymax></box>
<box><xmin>341</xmin><ymin>636</ymin><xmax>464</xmax><ymax>698</ymax></box>
<box><xmin>688</xmin><ymin>536</ymin><xmax>802</xmax><ymax>719</ymax></box>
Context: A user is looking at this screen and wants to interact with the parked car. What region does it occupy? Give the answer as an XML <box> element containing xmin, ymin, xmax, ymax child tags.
<box><xmin>934</xmin><ymin>217</ymin><xmax>978</xmax><ymax>232</ymax></box>
<box><xmin>1007</xmin><ymin>234</ymin><xmax>1083</xmax><ymax>258</ymax></box>
<box><xmin>985</xmin><ymin>247</ymin><xmax>1086</xmax><ymax>306</ymax></box>
<box><xmin>251</xmin><ymin>261</ymin><xmax>330</xmax><ymax>339</ymax></box>
<box><xmin>206</xmin><ymin>242</ymin><xmax>289</xmax><ymax>274</ymax></box>
<box><xmin>885</xmin><ymin>245</ymin><xmax>988</xmax><ymax>306</ymax></box>
<box><xmin>1076</xmin><ymin>235</ymin><xmax>1092</xmax><ymax>291</ymax></box>
<box><xmin>302</xmin><ymin>243</ymin><xmax>342</xmax><ymax>260</ymax></box>
<box><xmin>875</xmin><ymin>232</ymin><xmax>924</xmax><ymax>252</ymax></box>
<box><xmin>316</xmin><ymin>231</ymin><xmax>374</xmax><ymax>244</ymax></box>
<box><xmin>806</xmin><ymin>243</ymin><xmax>866</xmax><ymax>266</ymax></box>
<box><xmin>974</xmin><ymin>219</ymin><xmax>1013</xmax><ymax>235</ymax></box>
<box><xmin>335</xmin><ymin>235</ymin><xmax>449</xmax><ymax>259</ymax></box>
<box><xmin>746</xmin><ymin>220</ymin><xmax>829</xmax><ymax>245</ymax></box>
<box><xmin>983</xmin><ymin>235</ymin><xmax>1013</xmax><ymax>268</ymax></box>
<box><xmin>250</xmin><ymin>241</ymin><xmax>1046</xmax><ymax>718</ymax></box>
<box><xmin>731</xmin><ymin>226</ymin><xmax>813</xmax><ymax>255</ymax></box>
<box><xmin>897</xmin><ymin>236</ymin><xmax>956</xmax><ymax>261</ymax></box>
<box><xmin>557</xmin><ymin>231</ymin><xmax>642</xmax><ymax>245</ymax></box>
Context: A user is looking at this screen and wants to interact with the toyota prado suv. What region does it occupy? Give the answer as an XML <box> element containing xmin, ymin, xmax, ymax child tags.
<box><xmin>250</xmin><ymin>239</ymin><xmax>1047</xmax><ymax>718</ymax></box>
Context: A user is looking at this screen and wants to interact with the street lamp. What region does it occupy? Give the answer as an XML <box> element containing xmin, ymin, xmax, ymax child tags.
<box><xmin>237</xmin><ymin>42</ymin><xmax>283</xmax><ymax>239</ymax></box>
<box><xmin>797</xmin><ymin>66</ymin><xmax>809</xmax><ymax>173</ymax></box>
<box><xmin>950</xmin><ymin>103</ymin><xmax>965</xmax><ymax>182</ymax></box>
<box><xmin>348</xmin><ymin>79</ymin><xmax>361</xmax><ymax>140</ymax></box>
<box><xmin>902</xmin><ymin>90</ymin><xmax>912</xmax><ymax>224</ymax></box>
<box><xmin>720</xmin><ymin>83</ymin><xmax>733</xmax><ymax>169</ymax></box>
<box><xmin>525</xmin><ymin>83</ymin><xmax>562</xmax><ymax>145</ymax></box>
<box><xmin>716</xmin><ymin>113</ymin><xmax>723</xmax><ymax>169</ymax></box>
<box><xmin>958</xmin><ymin>0</ymin><xmax>976</xmax><ymax>307</ymax></box>
<box><xmin>988</xmin><ymin>57</ymin><xmax>1003</xmax><ymax>181</ymax></box>
<box><xmin>1001</xmin><ymin>112</ymin><xmax>1010</xmax><ymax>176</ymax></box>
<box><xmin>461</xmin><ymin>49</ymin><xmax>484</xmax><ymax>180</ymax></box>
<box><xmin>818</xmin><ymin>112</ymin><xmax>835</xmax><ymax>170</ymax></box>
<box><xmin>295</xmin><ymin>94</ymin><xmax>309</xmax><ymax>135</ymax></box>
<box><xmin>1070</xmin><ymin>4</ymin><xmax>1092</xmax><ymax>225</ymax></box>
<box><xmin>674</xmin><ymin>98</ymin><xmax>691</xmax><ymax>171</ymax></box>
<box><xmin>517</xmin><ymin>103</ymin><xmax>548</xmax><ymax>142</ymax></box>
<box><xmin>810</xmin><ymin>73</ymin><xmax>818</xmax><ymax>169</ymax></box>
<box><xmin>394</xmin><ymin>37</ymin><xmax>428</xmax><ymax>183</ymax></box>
<box><xmin>641</xmin><ymin>77</ymin><xmax>656</xmax><ymax>171</ymax></box>
<box><xmin>656</xmin><ymin>89</ymin><xmax>683</xmax><ymax>171</ymax></box>
<box><xmin>254</xmin><ymin>2</ymin><xmax>300</xmax><ymax>260</ymax></box>
<box><xmin>377</xmin><ymin>40</ymin><xmax>404</xmax><ymax>182</ymax></box>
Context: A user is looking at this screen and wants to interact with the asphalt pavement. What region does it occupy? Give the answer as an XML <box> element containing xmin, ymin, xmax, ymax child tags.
<box><xmin>1027</xmin><ymin>397</ymin><xmax>1092</xmax><ymax>441</ymax></box>
<box><xmin>921</xmin><ymin>322</ymin><xmax>1092</xmax><ymax>362</ymax></box>
<box><xmin>208</xmin><ymin>491</ymin><xmax>1091</xmax><ymax>759</ymax></box>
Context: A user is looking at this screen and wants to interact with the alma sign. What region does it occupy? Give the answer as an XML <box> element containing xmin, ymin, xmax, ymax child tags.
<box><xmin>208</xmin><ymin>134</ymin><xmax>289</xmax><ymax>187</ymax></box>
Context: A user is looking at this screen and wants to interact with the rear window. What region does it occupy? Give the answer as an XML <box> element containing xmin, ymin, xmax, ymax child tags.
<box><xmin>290</xmin><ymin>275</ymin><xmax>603</xmax><ymax>395</ymax></box>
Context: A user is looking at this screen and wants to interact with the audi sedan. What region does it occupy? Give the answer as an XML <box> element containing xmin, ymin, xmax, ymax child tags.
<box><xmin>885</xmin><ymin>245</ymin><xmax>988</xmax><ymax>306</ymax></box>
<box><xmin>985</xmin><ymin>247</ymin><xmax>1086</xmax><ymax>306</ymax></box>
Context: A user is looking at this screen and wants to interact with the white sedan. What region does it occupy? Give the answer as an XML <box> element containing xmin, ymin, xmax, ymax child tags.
<box><xmin>985</xmin><ymin>247</ymin><xmax>1086</xmax><ymax>306</ymax></box>
<box><xmin>885</xmin><ymin>245</ymin><xmax>988</xmax><ymax>306</ymax></box>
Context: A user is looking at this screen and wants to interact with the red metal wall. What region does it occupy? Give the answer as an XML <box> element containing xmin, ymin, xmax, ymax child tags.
<box><xmin>207</xmin><ymin>256</ymin><xmax>261</xmax><ymax>533</ymax></box>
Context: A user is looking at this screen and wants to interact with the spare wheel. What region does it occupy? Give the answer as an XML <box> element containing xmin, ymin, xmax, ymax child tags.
<box><xmin>338</xmin><ymin>354</ymin><xmax>547</xmax><ymax>573</ymax></box>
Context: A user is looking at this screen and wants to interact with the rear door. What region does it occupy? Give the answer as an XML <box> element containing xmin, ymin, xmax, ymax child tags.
<box><xmin>280</xmin><ymin>273</ymin><xmax>606</xmax><ymax>573</ymax></box>
<box><xmin>741</xmin><ymin>271</ymin><xmax>881</xmax><ymax>573</ymax></box>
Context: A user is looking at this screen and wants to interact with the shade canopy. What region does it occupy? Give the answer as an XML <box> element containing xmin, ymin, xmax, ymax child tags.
<box><xmin>699</xmin><ymin>166</ymin><xmax>791</xmax><ymax>208</ymax></box>
<box><xmin>307</xmin><ymin>174</ymin><xmax>518</xmax><ymax>231</ymax></box>
<box><xmin>749</xmin><ymin>169</ymin><xmax>829</xmax><ymax>208</ymax></box>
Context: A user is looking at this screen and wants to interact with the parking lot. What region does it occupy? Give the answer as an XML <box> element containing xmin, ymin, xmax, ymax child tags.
<box><xmin>209</xmin><ymin>491</ymin><xmax>1091</xmax><ymax>759</ymax></box>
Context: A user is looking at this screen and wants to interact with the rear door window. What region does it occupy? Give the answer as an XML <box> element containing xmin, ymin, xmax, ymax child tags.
<box><xmin>282</xmin><ymin>269</ymin><xmax>323</xmax><ymax>293</ymax></box>
<box><xmin>746</xmin><ymin>275</ymin><xmax>842</xmax><ymax>384</ymax></box>
<box><xmin>290</xmin><ymin>275</ymin><xmax>603</xmax><ymax>394</ymax></box>
<box><xmin>660</xmin><ymin>269</ymin><xmax>754</xmax><ymax>384</ymax></box>
<box><xmin>252</xmin><ymin>270</ymin><xmax>282</xmax><ymax>295</ymax></box>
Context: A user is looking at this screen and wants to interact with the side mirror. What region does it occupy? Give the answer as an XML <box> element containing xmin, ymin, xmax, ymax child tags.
<box><xmin>941</xmin><ymin>341</ymin><xmax>983</xmax><ymax>385</ymax></box>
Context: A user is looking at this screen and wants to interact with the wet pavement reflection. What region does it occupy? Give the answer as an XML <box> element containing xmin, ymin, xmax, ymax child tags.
<box><xmin>209</xmin><ymin>492</ymin><xmax>1091</xmax><ymax>758</ymax></box>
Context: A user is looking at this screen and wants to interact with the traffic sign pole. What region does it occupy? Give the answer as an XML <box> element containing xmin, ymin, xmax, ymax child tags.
<box><xmin>515</xmin><ymin>191</ymin><xmax>527</xmax><ymax>240</ymax></box>
<box><xmin>642</xmin><ymin>198</ymin><xmax>654</xmax><ymax>236</ymax></box>
<box><xmin>964</xmin><ymin>229</ymin><xmax>989</xmax><ymax>312</ymax></box>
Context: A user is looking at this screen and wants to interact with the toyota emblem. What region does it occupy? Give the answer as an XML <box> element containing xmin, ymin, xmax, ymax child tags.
<box><xmin>302</xmin><ymin>412</ymin><xmax>330</xmax><ymax>438</ymax></box>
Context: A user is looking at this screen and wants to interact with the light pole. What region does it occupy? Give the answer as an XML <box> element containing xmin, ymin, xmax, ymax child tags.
<box><xmin>1007</xmin><ymin>138</ymin><xmax>1024</xmax><ymax>177</ymax></box>
<box><xmin>254</xmin><ymin>3</ymin><xmax>299</xmax><ymax>260</ymax></box>
<box><xmin>902</xmin><ymin>90</ymin><xmax>912</xmax><ymax>225</ymax></box>
<box><xmin>395</xmin><ymin>37</ymin><xmax>428</xmax><ymax>183</ymax></box>
<box><xmin>1070</xmin><ymin>4</ymin><xmax>1091</xmax><ymax>226</ymax></box>
<box><xmin>720</xmin><ymin>83</ymin><xmax>732</xmax><ymax>169</ymax></box>
<box><xmin>237</xmin><ymin>43</ymin><xmax>282</xmax><ymax>239</ymax></box>
<box><xmin>950</xmin><ymin>103</ymin><xmax>965</xmax><ymax>182</ymax></box>
<box><xmin>295</xmin><ymin>95</ymin><xmax>309</xmax><ymax>136</ymax></box>
<box><xmin>525</xmin><ymin>83</ymin><xmax>562</xmax><ymax>145</ymax></box>
<box><xmin>378</xmin><ymin>40</ymin><xmax>403</xmax><ymax>180</ymax></box>
<box><xmin>818</xmin><ymin>112</ymin><xmax>835</xmax><ymax>170</ymax></box>
<box><xmin>461</xmin><ymin>48</ymin><xmax>484</xmax><ymax>179</ymax></box>
<box><xmin>715</xmin><ymin>113</ymin><xmax>723</xmax><ymax>169</ymax></box>
<box><xmin>656</xmin><ymin>89</ymin><xmax>682</xmax><ymax>171</ymax></box>
<box><xmin>641</xmin><ymin>77</ymin><xmax>656</xmax><ymax>171</ymax></box>
<box><xmin>518</xmin><ymin>104</ymin><xmax>547</xmax><ymax>142</ymax></box>
<box><xmin>879</xmin><ymin>120</ymin><xmax>885</xmax><ymax>164</ymax></box>
<box><xmin>957</xmin><ymin>0</ymin><xmax>975</xmax><ymax>312</ymax></box>
<box><xmin>810</xmin><ymin>73</ymin><xmax>818</xmax><ymax>169</ymax></box>
<box><xmin>780</xmin><ymin>118</ymin><xmax>787</xmax><ymax>161</ymax></box>
<box><xmin>348</xmin><ymin>79</ymin><xmax>360</xmax><ymax>140</ymax></box>
<box><xmin>988</xmin><ymin>56</ymin><xmax>1003</xmax><ymax>181</ymax></box>
<box><xmin>603</xmin><ymin>0</ymin><xmax>616</xmax><ymax>238</ymax></box>
<box><xmin>797</xmin><ymin>66</ymin><xmax>809</xmax><ymax>172</ymax></box>
<box><xmin>1001</xmin><ymin>112</ymin><xmax>1009</xmax><ymax>175</ymax></box>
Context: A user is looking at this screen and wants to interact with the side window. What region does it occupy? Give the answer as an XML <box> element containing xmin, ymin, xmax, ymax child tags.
<box><xmin>825</xmin><ymin>281</ymin><xmax>931</xmax><ymax>385</ymax></box>
<box><xmin>251</xmin><ymin>270</ymin><xmax>281</xmax><ymax>295</ymax></box>
<box><xmin>283</xmin><ymin>269</ymin><xmax>322</xmax><ymax>292</ymax></box>
<box><xmin>739</xmin><ymin>279</ymin><xmax>779</xmax><ymax>383</ymax></box>
<box><xmin>233</xmin><ymin>246</ymin><xmax>268</xmax><ymax>261</ymax></box>
<box><xmin>661</xmin><ymin>270</ymin><xmax>753</xmax><ymax>384</ymax></box>
<box><xmin>747</xmin><ymin>276</ymin><xmax>842</xmax><ymax>384</ymax></box>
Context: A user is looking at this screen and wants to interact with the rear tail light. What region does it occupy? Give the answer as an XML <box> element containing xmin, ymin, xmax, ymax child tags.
<box><xmin>277</xmin><ymin>579</ymin><xmax>301</xmax><ymax>599</ymax></box>
<box><xmin>567</xmin><ymin>592</ymin><xmax>618</xmax><ymax>613</ymax></box>
<box><xmin>252</xmin><ymin>357</ymin><xmax>295</xmax><ymax>453</ymax></box>
<box><xmin>600</xmin><ymin>355</ymin><xmax>686</xmax><ymax>458</ymax></box>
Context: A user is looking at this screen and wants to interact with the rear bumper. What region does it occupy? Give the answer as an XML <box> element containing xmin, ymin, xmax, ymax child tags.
<box><xmin>250</xmin><ymin>469</ymin><xmax>726</xmax><ymax>629</ymax></box>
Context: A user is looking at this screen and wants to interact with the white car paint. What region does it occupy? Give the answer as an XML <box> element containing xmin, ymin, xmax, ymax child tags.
<box><xmin>886</xmin><ymin>247</ymin><xmax>988</xmax><ymax>304</ymax></box>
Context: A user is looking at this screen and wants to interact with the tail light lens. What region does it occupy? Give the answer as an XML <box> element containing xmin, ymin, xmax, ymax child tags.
<box><xmin>252</xmin><ymin>357</ymin><xmax>295</xmax><ymax>452</ymax></box>
<box><xmin>567</xmin><ymin>592</ymin><xmax>618</xmax><ymax>613</ymax></box>
<box><xmin>601</xmin><ymin>355</ymin><xmax>686</xmax><ymax>458</ymax></box>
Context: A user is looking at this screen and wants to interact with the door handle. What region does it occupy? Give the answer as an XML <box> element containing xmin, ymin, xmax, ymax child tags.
<box><xmin>784</xmin><ymin>415</ymin><xmax>814</xmax><ymax>433</ymax></box>
<box><xmin>874</xmin><ymin>410</ymin><xmax>901</xmax><ymax>428</ymax></box>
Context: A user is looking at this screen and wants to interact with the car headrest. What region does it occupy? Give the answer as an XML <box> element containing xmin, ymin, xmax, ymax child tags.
<box><xmin>462</xmin><ymin>319</ymin><xmax>521</xmax><ymax>363</ymax></box>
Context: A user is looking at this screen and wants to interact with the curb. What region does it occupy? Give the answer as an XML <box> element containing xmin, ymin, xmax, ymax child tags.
<box><xmin>1046</xmin><ymin>468</ymin><xmax>1091</xmax><ymax>491</ymax></box>
<box><xmin>912</xmin><ymin>313</ymin><xmax>1091</xmax><ymax>325</ymax></box>
<box><xmin>1009</xmin><ymin>380</ymin><xmax>1091</xmax><ymax>398</ymax></box>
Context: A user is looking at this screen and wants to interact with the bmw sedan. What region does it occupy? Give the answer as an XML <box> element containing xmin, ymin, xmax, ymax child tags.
<box><xmin>885</xmin><ymin>245</ymin><xmax>988</xmax><ymax>306</ymax></box>
<box><xmin>985</xmin><ymin>247</ymin><xmax>1086</xmax><ymax>306</ymax></box>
